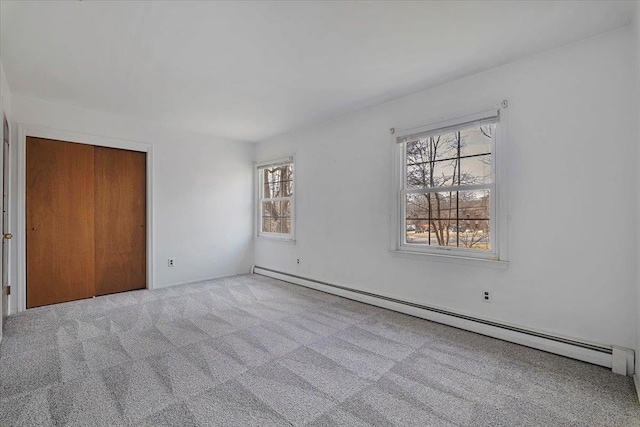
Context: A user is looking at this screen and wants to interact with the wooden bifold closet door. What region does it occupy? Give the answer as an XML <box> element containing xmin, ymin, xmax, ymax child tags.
<box><xmin>26</xmin><ymin>137</ymin><xmax>146</xmax><ymax>308</ymax></box>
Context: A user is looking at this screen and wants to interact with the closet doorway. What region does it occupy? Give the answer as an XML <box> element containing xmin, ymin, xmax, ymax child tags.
<box><xmin>26</xmin><ymin>137</ymin><xmax>146</xmax><ymax>308</ymax></box>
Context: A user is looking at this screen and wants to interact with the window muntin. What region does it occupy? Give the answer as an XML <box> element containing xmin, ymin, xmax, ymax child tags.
<box><xmin>401</xmin><ymin>118</ymin><xmax>497</xmax><ymax>257</ymax></box>
<box><xmin>258</xmin><ymin>161</ymin><xmax>294</xmax><ymax>238</ymax></box>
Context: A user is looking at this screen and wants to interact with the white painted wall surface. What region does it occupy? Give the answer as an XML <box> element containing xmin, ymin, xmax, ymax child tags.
<box><xmin>254</xmin><ymin>27</ymin><xmax>637</xmax><ymax>349</ymax></box>
<box><xmin>7</xmin><ymin>95</ymin><xmax>254</xmax><ymax>313</ymax></box>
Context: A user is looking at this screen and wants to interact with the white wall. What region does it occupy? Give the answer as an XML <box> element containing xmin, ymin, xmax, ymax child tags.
<box><xmin>255</xmin><ymin>27</ymin><xmax>637</xmax><ymax>350</ymax></box>
<box><xmin>7</xmin><ymin>95</ymin><xmax>255</xmax><ymax>313</ymax></box>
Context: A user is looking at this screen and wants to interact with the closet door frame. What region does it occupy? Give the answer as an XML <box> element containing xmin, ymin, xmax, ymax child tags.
<box><xmin>17</xmin><ymin>124</ymin><xmax>154</xmax><ymax>313</ymax></box>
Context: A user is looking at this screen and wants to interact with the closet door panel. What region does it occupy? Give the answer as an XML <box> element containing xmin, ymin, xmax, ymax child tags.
<box><xmin>26</xmin><ymin>137</ymin><xmax>96</xmax><ymax>308</ymax></box>
<box><xmin>94</xmin><ymin>146</ymin><xmax>146</xmax><ymax>296</ymax></box>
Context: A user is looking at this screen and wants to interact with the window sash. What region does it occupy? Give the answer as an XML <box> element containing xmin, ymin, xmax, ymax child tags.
<box><xmin>402</xmin><ymin>188</ymin><xmax>493</xmax><ymax>251</ymax></box>
<box><xmin>257</xmin><ymin>160</ymin><xmax>294</xmax><ymax>238</ymax></box>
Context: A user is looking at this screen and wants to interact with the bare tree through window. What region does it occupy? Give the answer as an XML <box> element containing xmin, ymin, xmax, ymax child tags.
<box><xmin>259</xmin><ymin>163</ymin><xmax>293</xmax><ymax>235</ymax></box>
<box><xmin>405</xmin><ymin>123</ymin><xmax>494</xmax><ymax>251</ymax></box>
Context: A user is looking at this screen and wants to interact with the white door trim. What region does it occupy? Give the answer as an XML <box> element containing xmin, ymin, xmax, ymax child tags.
<box><xmin>0</xmin><ymin>96</ymin><xmax>8</xmax><ymax>338</ymax></box>
<box><xmin>17</xmin><ymin>124</ymin><xmax>154</xmax><ymax>312</ymax></box>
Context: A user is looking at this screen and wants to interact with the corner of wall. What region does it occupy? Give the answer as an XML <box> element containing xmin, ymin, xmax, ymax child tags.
<box><xmin>0</xmin><ymin>60</ymin><xmax>12</xmax><ymax>116</ymax></box>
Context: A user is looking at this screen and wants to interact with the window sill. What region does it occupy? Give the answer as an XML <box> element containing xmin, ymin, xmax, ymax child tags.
<box><xmin>255</xmin><ymin>236</ymin><xmax>296</xmax><ymax>245</ymax></box>
<box><xmin>390</xmin><ymin>249</ymin><xmax>509</xmax><ymax>269</ymax></box>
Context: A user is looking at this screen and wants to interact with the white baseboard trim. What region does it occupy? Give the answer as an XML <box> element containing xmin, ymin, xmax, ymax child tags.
<box><xmin>254</xmin><ymin>266</ymin><xmax>635</xmax><ymax>375</ymax></box>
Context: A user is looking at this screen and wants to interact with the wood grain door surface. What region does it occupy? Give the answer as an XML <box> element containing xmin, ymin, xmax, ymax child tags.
<box><xmin>94</xmin><ymin>146</ymin><xmax>146</xmax><ymax>296</ymax></box>
<box><xmin>27</xmin><ymin>137</ymin><xmax>96</xmax><ymax>308</ymax></box>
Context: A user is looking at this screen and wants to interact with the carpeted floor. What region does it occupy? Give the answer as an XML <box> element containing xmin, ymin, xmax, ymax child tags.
<box><xmin>0</xmin><ymin>274</ymin><xmax>638</xmax><ymax>426</ymax></box>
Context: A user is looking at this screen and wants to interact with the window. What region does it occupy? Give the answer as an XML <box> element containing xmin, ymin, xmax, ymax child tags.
<box><xmin>395</xmin><ymin>109</ymin><xmax>506</xmax><ymax>262</ymax></box>
<box><xmin>257</xmin><ymin>157</ymin><xmax>294</xmax><ymax>240</ymax></box>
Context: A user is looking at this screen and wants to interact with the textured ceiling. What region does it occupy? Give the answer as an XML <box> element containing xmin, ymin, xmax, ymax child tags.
<box><xmin>1</xmin><ymin>1</ymin><xmax>635</xmax><ymax>142</ymax></box>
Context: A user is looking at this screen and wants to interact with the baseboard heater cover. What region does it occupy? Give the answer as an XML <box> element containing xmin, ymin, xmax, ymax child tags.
<box><xmin>253</xmin><ymin>266</ymin><xmax>634</xmax><ymax>375</ymax></box>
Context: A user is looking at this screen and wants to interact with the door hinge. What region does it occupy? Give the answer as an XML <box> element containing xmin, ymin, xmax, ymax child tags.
<box><xmin>6</xmin><ymin>285</ymin><xmax>9</xmax><ymax>295</ymax></box>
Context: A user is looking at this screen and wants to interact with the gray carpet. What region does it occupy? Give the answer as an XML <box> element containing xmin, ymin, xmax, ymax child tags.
<box><xmin>0</xmin><ymin>274</ymin><xmax>638</xmax><ymax>426</ymax></box>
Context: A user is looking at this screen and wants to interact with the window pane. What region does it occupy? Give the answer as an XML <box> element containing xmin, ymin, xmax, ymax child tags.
<box><xmin>430</xmin><ymin>159</ymin><xmax>458</xmax><ymax>187</ymax></box>
<box><xmin>406</xmin><ymin>193</ymin><xmax>429</xmax><ymax>244</ymax></box>
<box><xmin>406</xmin><ymin>139</ymin><xmax>429</xmax><ymax>190</ymax></box>
<box><xmin>458</xmin><ymin>189</ymin><xmax>490</xmax><ymax>219</ymax></box>
<box><xmin>262</xmin><ymin>201</ymin><xmax>277</xmax><ymax>233</ymax></box>
<box><xmin>405</xmin><ymin>189</ymin><xmax>490</xmax><ymax>251</ymax></box>
<box><xmin>261</xmin><ymin>200</ymin><xmax>291</xmax><ymax>234</ymax></box>
<box><xmin>457</xmin><ymin>220</ymin><xmax>490</xmax><ymax>250</ymax></box>
<box><xmin>406</xmin><ymin>163</ymin><xmax>429</xmax><ymax>189</ymax></box>
<box><xmin>407</xmin><ymin>156</ymin><xmax>459</xmax><ymax>189</ymax></box>
<box><xmin>460</xmin><ymin>124</ymin><xmax>493</xmax><ymax>158</ymax></box>
<box><xmin>406</xmin><ymin>133</ymin><xmax>458</xmax><ymax>161</ymax></box>
<box><xmin>279</xmin><ymin>200</ymin><xmax>291</xmax><ymax>234</ymax></box>
<box><xmin>406</xmin><ymin>192</ymin><xmax>457</xmax><ymax>245</ymax></box>
<box><xmin>262</xmin><ymin>217</ymin><xmax>274</xmax><ymax>233</ymax></box>
<box><xmin>262</xmin><ymin>201</ymin><xmax>275</xmax><ymax>217</ymax></box>
<box><xmin>460</xmin><ymin>154</ymin><xmax>491</xmax><ymax>185</ymax></box>
<box><xmin>406</xmin><ymin>137</ymin><xmax>458</xmax><ymax>189</ymax></box>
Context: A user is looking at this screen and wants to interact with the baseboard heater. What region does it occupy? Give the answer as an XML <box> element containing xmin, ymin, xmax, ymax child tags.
<box><xmin>252</xmin><ymin>266</ymin><xmax>634</xmax><ymax>376</ymax></box>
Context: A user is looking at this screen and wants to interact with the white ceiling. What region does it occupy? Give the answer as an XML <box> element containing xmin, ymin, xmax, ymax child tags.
<box><xmin>1</xmin><ymin>1</ymin><xmax>635</xmax><ymax>142</ymax></box>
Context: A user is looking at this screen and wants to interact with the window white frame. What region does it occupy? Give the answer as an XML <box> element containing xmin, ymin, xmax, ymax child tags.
<box><xmin>255</xmin><ymin>155</ymin><xmax>295</xmax><ymax>242</ymax></box>
<box><xmin>392</xmin><ymin>107</ymin><xmax>508</xmax><ymax>267</ymax></box>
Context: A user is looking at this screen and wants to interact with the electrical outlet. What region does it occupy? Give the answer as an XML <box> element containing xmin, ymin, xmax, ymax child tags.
<box><xmin>482</xmin><ymin>291</ymin><xmax>491</xmax><ymax>303</ymax></box>
<box><xmin>296</xmin><ymin>259</ymin><xmax>300</xmax><ymax>264</ymax></box>
<box><xmin>168</xmin><ymin>258</ymin><xmax>175</xmax><ymax>267</ymax></box>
